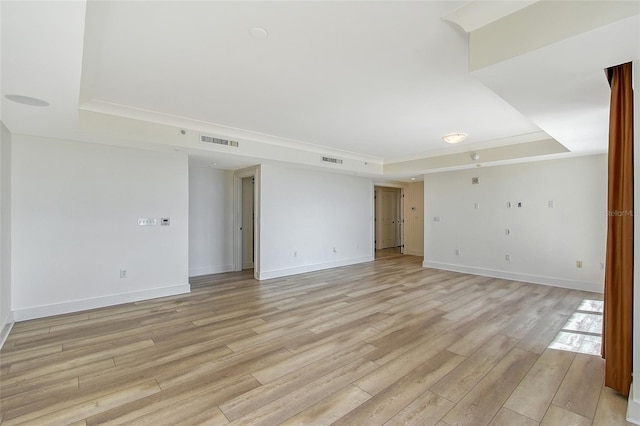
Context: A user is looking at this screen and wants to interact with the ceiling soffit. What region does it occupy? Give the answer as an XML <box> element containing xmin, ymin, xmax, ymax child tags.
<box><xmin>66</xmin><ymin>1</ymin><xmax>638</xmax><ymax>179</ymax></box>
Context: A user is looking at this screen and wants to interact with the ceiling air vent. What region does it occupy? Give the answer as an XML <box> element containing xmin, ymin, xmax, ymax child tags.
<box><xmin>200</xmin><ymin>135</ymin><xmax>239</xmax><ymax>147</ymax></box>
<box><xmin>322</xmin><ymin>156</ymin><xmax>343</xmax><ymax>164</ymax></box>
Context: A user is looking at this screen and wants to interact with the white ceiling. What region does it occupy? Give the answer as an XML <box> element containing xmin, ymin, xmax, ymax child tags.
<box><xmin>1</xmin><ymin>1</ymin><xmax>639</xmax><ymax>179</ymax></box>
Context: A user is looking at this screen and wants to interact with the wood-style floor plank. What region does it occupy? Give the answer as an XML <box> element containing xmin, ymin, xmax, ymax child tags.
<box><xmin>383</xmin><ymin>390</ymin><xmax>455</xmax><ymax>426</ymax></box>
<box><xmin>219</xmin><ymin>343</ymin><xmax>375</xmax><ymax>421</ymax></box>
<box><xmin>0</xmin><ymin>250</ymin><xmax>627</xmax><ymax>425</ymax></box>
<box><xmin>441</xmin><ymin>348</ymin><xmax>538</xmax><ymax>426</ymax></box>
<box><xmin>335</xmin><ymin>350</ymin><xmax>463</xmax><ymax>425</ymax></box>
<box><xmin>504</xmin><ymin>348</ymin><xmax>575</xmax><ymax>421</ymax></box>
<box><xmin>541</xmin><ymin>405</ymin><xmax>591</xmax><ymax>426</ymax></box>
<box><xmin>279</xmin><ymin>384</ymin><xmax>371</xmax><ymax>426</ymax></box>
<box><xmin>489</xmin><ymin>407</ymin><xmax>540</xmax><ymax>426</ymax></box>
<box><xmin>592</xmin><ymin>387</ymin><xmax>633</xmax><ymax>426</ymax></box>
<box><xmin>227</xmin><ymin>358</ymin><xmax>378</xmax><ymax>426</ymax></box>
<box><xmin>552</xmin><ymin>353</ymin><xmax>604</xmax><ymax>420</ymax></box>
<box><xmin>431</xmin><ymin>333</ymin><xmax>518</xmax><ymax>403</ymax></box>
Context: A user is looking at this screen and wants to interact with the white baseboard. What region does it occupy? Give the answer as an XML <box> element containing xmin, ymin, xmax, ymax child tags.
<box><xmin>189</xmin><ymin>264</ymin><xmax>234</xmax><ymax>277</ymax></box>
<box><xmin>258</xmin><ymin>256</ymin><xmax>374</xmax><ymax>280</ymax></box>
<box><xmin>628</xmin><ymin>385</ymin><xmax>640</xmax><ymax>425</ymax></box>
<box><xmin>12</xmin><ymin>284</ymin><xmax>190</xmax><ymax>321</ymax></box>
<box><xmin>422</xmin><ymin>261</ymin><xmax>603</xmax><ymax>293</ymax></box>
<box><xmin>0</xmin><ymin>312</ymin><xmax>15</xmax><ymax>350</ymax></box>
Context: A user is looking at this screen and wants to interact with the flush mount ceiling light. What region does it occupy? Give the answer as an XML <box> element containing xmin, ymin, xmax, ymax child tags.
<box><xmin>249</xmin><ymin>27</ymin><xmax>269</xmax><ymax>40</ymax></box>
<box><xmin>442</xmin><ymin>132</ymin><xmax>468</xmax><ymax>144</ymax></box>
<box><xmin>4</xmin><ymin>94</ymin><xmax>50</xmax><ymax>107</ymax></box>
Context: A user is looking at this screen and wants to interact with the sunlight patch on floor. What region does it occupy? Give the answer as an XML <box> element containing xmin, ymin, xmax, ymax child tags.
<box><xmin>548</xmin><ymin>299</ymin><xmax>603</xmax><ymax>356</ymax></box>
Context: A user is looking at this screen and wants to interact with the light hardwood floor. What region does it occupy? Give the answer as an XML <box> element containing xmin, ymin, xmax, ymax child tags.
<box><xmin>0</xmin><ymin>252</ymin><xmax>631</xmax><ymax>425</ymax></box>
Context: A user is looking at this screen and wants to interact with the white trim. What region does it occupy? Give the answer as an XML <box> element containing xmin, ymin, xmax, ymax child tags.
<box><xmin>422</xmin><ymin>261</ymin><xmax>603</xmax><ymax>293</ymax></box>
<box><xmin>257</xmin><ymin>256</ymin><xmax>374</xmax><ymax>280</ymax></box>
<box><xmin>12</xmin><ymin>284</ymin><xmax>190</xmax><ymax>321</ymax></box>
<box><xmin>189</xmin><ymin>264</ymin><xmax>234</xmax><ymax>277</ymax></box>
<box><xmin>628</xmin><ymin>384</ymin><xmax>640</xmax><ymax>425</ymax></box>
<box><xmin>0</xmin><ymin>312</ymin><xmax>15</xmax><ymax>350</ymax></box>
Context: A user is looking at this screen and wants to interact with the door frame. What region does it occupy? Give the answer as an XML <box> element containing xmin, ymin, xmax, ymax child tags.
<box><xmin>373</xmin><ymin>181</ymin><xmax>407</xmax><ymax>254</ymax></box>
<box><xmin>233</xmin><ymin>165</ymin><xmax>261</xmax><ymax>279</ymax></box>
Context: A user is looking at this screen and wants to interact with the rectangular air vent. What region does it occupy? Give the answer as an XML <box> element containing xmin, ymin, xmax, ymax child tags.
<box><xmin>200</xmin><ymin>135</ymin><xmax>239</xmax><ymax>147</ymax></box>
<box><xmin>322</xmin><ymin>156</ymin><xmax>343</xmax><ymax>164</ymax></box>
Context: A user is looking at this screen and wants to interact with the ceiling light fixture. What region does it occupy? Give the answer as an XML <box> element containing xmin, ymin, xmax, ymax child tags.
<box><xmin>249</xmin><ymin>27</ymin><xmax>269</xmax><ymax>40</ymax></box>
<box><xmin>4</xmin><ymin>94</ymin><xmax>50</xmax><ymax>107</ymax></box>
<box><xmin>442</xmin><ymin>132</ymin><xmax>468</xmax><ymax>144</ymax></box>
<box><xmin>470</xmin><ymin>152</ymin><xmax>480</xmax><ymax>161</ymax></box>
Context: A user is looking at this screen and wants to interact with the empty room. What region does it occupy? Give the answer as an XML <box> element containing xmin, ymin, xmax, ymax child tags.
<box><xmin>1</xmin><ymin>1</ymin><xmax>639</xmax><ymax>425</ymax></box>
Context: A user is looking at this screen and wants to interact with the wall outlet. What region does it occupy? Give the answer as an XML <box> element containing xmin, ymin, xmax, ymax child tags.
<box><xmin>120</xmin><ymin>269</ymin><xmax>127</xmax><ymax>278</ymax></box>
<box><xmin>507</xmin><ymin>201</ymin><xmax>512</xmax><ymax>208</ymax></box>
<box><xmin>505</xmin><ymin>254</ymin><xmax>511</xmax><ymax>261</ymax></box>
<box><xmin>505</xmin><ymin>228</ymin><xmax>510</xmax><ymax>236</ymax></box>
<box><xmin>576</xmin><ymin>260</ymin><xmax>583</xmax><ymax>268</ymax></box>
<box><xmin>548</xmin><ymin>200</ymin><xmax>554</xmax><ymax>208</ymax></box>
<box><xmin>474</xmin><ymin>202</ymin><xmax>479</xmax><ymax>209</ymax></box>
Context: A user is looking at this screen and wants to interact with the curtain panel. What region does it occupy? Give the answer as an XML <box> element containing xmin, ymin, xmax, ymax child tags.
<box><xmin>603</xmin><ymin>61</ymin><xmax>634</xmax><ymax>396</ymax></box>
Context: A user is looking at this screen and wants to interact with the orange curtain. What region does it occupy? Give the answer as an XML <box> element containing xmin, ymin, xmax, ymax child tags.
<box><xmin>602</xmin><ymin>62</ymin><xmax>634</xmax><ymax>396</ymax></box>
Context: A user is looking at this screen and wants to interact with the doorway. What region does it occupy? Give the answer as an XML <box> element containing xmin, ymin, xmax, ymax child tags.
<box><xmin>233</xmin><ymin>166</ymin><xmax>261</xmax><ymax>278</ymax></box>
<box><xmin>374</xmin><ymin>186</ymin><xmax>404</xmax><ymax>253</ymax></box>
<box><xmin>241</xmin><ymin>176</ymin><xmax>255</xmax><ymax>270</ymax></box>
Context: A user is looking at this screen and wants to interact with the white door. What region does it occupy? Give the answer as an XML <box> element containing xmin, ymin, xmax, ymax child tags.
<box><xmin>242</xmin><ymin>177</ymin><xmax>254</xmax><ymax>269</ymax></box>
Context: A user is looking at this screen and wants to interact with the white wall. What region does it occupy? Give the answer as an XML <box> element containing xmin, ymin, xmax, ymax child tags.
<box><xmin>189</xmin><ymin>167</ymin><xmax>234</xmax><ymax>276</ymax></box>
<box><xmin>12</xmin><ymin>136</ymin><xmax>190</xmax><ymax>320</ymax></box>
<box><xmin>0</xmin><ymin>122</ymin><xmax>13</xmax><ymax>343</ymax></box>
<box><xmin>424</xmin><ymin>155</ymin><xmax>607</xmax><ymax>292</ymax></box>
<box><xmin>259</xmin><ymin>164</ymin><xmax>374</xmax><ymax>279</ymax></box>
<box><xmin>405</xmin><ymin>181</ymin><xmax>424</xmax><ymax>256</ymax></box>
